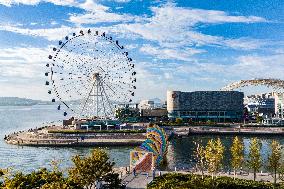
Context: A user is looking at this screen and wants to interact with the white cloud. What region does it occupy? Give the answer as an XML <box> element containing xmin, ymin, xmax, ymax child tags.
<box><xmin>0</xmin><ymin>46</ymin><xmax>55</xmax><ymax>99</ymax></box>
<box><xmin>0</xmin><ymin>2</ymin><xmax>267</xmax><ymax>52</ymax></box>
<box><xmin>174</xmin><ymin>52</ymin><xmax>284</xmax><ymax>86</ymax></box>
<box><xmin>223</xmin><ymin>38</ymin><xmax>266</xmax><ymax>50</ymax></box>
<box><xmin>0</xmin><ymin>0</ymin><xmax>40</xmax><ymax>6</ymax></box>
<box><xmin>232</xmin><ymin>53</ymin><xmax>284</xmax><ymax>78</ymax></box>
<box><xmin>149</xmin><ymin>6</ymin><xmax>265</xmax><ymax>26</ymax></box>
<box><xmin>140</xmin><ymin>44</ymin><xmax>205</xmax><ymax>61</ymax></box>
<box><xmin>0</xmin><ymin>0</ymin><xmax>109</xmax><ymax>12</ymax></box>
<box><xmin>77</xmin><ymin>0</ymin><xmax>108</xmax><ymax>12</ymax></box>
<box><xmin>0</xmin><ymin>23</ymin><xmax>142</xmax><ymax>43</ymax></box>
<box><xmin>123</xmin><ymin>4</ymin><xmax>267</xmax><ymax>50</ymax></box>
<box><xmin>50</xmin><ymin>20</ymin><xmax>58</xmax><ymax>25</ymax></box>
<box><xmin>125</xmin><ymin>44</ymin><xmax>139</xmax><ymax>50</ymax></box>
<box><xmin>69</xmin><ymin>11</ymin><xmax>135</xmax><ymax>25</ymax></box>
<box><xmin>132</xmin><ymin>50</ymin><xmax>283</xmax><ymax>95</ymax></box>
<box><xmin>0</xmin><ymin>25</ymin><xmax>74</xmax><ymax>41</ymax></box>
<box><xmin>0</xmin><ymin>47</ymin><xmax>48</xmax><ymax>79</ymax></box>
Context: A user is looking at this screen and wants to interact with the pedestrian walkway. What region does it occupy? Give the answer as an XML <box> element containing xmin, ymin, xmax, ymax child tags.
<box><xmin>122</xmin><ymin>172</ymin><xmax>153</xmax><ymax>189</ymax></box>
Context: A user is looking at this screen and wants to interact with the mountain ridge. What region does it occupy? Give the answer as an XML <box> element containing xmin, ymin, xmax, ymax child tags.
<box><xmin>0</xmin><ymin>97</ymin><xmax>52</xmax><ymax>106</ymax></box>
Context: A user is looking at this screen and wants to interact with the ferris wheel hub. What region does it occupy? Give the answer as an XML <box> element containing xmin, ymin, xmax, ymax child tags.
<box><xmin>92</xmin><ymin>73</ymin><xmax>100</xmax><ymax>81</ymax></box>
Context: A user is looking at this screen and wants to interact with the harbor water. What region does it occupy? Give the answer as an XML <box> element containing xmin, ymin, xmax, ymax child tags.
<box><xmin>0</xmin><ymin>105</ymin><xmax>282</xmax><ymax>173</ymax></box>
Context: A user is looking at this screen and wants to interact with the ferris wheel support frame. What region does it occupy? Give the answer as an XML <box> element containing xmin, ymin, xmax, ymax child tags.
<box><xmin>79</xmin><ymin>73</ymin><xmax>112</xmax><ymax>120</ymax></box>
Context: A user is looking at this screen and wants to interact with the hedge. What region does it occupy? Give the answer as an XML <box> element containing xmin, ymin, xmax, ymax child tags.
<box><xmin>147</xmin><ymin>173</ymin><xmax>283</xmax><ymax>189</ymax></box>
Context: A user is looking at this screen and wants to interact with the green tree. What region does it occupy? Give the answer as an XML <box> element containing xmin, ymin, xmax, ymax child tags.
<box><xmin>215</xmin><ymin>138</ymin><xmax>225</xmax><ymax>173</ymax></box>
<box><xmin>205</xmin><ymin>138</ymin><xmax>224</xmax><ymax>178</ymax></box>
<box><xmin>230</xmin><ymin>136</ymin><xmax>244</xmax><ymax>179</ymax></box>
<box><xmin>175</xmin><ymin>117</ymin><xmax>183</xmax><ymax>125</ymax></box>
<box><xmin>41</xmin><ymin>181</ymin><xmax>69</xmax><ymax>189</ymax></box>
<box><xmin>247</xmin><ymin>138</ymin><xmax>262</xmax><ymax>181</ymax></box>
<box><xmin>278</xmin><ymin>164</ymin><xmax>284</xmax><ymax>182</ymax></box>
<box><xmin>2</xmin><ymin>168</ymin><xmax>80</xmax><ymax>189</ymax></box>
<box><xmin>256</xmin><ymin>114</ymin><xmax>263</xmax><ymax>124</ymax></box>
<box><xmin>115</xmin><ymin>108</ymin><xmax>126</xmax><ymax>120</ymax></box>
<box><xmin>68</xmin><ymin>148</ymin><xmax>118</xmax><ymax>189</ymax></box>
<box><xmin>268</xmin><ymin>140</ymin><xmax>282</xmax><ymax>185</ymax></box>
<box><xmin>194</xmin><ymin>141</ymin><xmax>206</xmax><ymax>179</ymax></box>
<box><xmin>0</xmin><ymin>169</ymin><xmax>5</xmax><ymax>187</ymax></box>
<box><xmin>103</xmin><ymin>172</ymin><xmax>121</xmax><ymax>188</ymax></box>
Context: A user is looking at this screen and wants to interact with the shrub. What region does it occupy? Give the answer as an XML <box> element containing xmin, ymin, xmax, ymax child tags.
<box><xmin>147</xmin><ymin>173</ymin><xmax>281</xmax><ymax>189</ymax></box>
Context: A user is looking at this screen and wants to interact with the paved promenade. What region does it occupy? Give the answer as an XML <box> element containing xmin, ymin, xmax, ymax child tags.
<box><xmin>122</xmin><ymin>172</ymin><xmax>153</xmax><ymax>189</ymax></box>
<box><xmin>121</xmin><ymin>169</ymin><xmax>277</xmax><ymax>189</ymax></box>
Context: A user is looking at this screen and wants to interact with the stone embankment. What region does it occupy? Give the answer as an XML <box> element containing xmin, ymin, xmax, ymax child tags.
<box><xmin>4</xmin><ymin>126</ymin><xmax>146</xmax><ymax>147</ymax></box>
<box><xmin>173</xmin><ymin>126</ymin><xmax>284</xmax><ymax>137</ymax></box>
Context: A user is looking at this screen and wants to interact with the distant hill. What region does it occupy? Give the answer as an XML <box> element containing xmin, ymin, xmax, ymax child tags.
<box><xmin>149</xmin><ymin>98</ymin><xmax>164</xmax><ymax>104</ymax></box>
<box><xmin>0</xmin><ymin>97</ymin><xmax>52</xmax><ymax>106</ymax></box>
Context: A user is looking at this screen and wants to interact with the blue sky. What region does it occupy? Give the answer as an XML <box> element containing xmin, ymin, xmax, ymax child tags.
<box><xmin>0</xmin><ymin>0</ymin><xmax>283</xmax><ymax>101</ymax></box>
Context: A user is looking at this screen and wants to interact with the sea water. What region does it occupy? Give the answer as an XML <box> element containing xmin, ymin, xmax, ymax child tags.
<box><xmin>0</xmin><ymin>105</ymin><xmax>282</xmax><ymax>173</ymax></box>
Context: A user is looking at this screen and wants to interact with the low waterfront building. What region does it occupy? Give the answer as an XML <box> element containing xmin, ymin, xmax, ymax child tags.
<box><xmin>138</xmin><ymin>100</ymin><xmax>155</xmax><ymax>109</ymax></box>
<box><xmin>167</xmin><ymin>90</ymin><xmax>244</xmax><ymax>122</ymax></box>
<box><xmin>140</xmin><ymin>108</ymin><xmax>168</xmax><ymax>122</ymax></box>
<box><xmin>273</xmin><ymin>92</ymin><xmax>284</xmax><ymax>119</ymax></box>
<box><xmin>244</xmin><ymin>93</ymin><xmax>275</xmax><ymax>117</ymax></box>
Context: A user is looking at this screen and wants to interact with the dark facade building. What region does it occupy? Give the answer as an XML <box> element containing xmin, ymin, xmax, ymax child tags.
<box><xmin>140</xmin><ymin>108</ymin><xmax>168</xmax><ymax>122</ymax></box>
<box><xmin>167</xmin><ymin>90</ymin><xmax>244</xmax><ymax>122</ymax></box>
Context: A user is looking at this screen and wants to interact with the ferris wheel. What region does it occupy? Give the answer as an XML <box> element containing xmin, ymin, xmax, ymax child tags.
<box><xmin>45</xmin><ymin>29</ymin><xmax>136</xmax><ymax>119</ymax></box>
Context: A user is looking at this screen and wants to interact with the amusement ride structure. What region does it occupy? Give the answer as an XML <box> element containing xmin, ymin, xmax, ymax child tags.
<box><xmin>45</xmin><ymin>29</ymin><xmax>136</xmax><ymax>120</ymax></box>
<box><xmin>221</xmin><ymin>78</ymin><xmax>284</xmax><ymax>91</ymax></box>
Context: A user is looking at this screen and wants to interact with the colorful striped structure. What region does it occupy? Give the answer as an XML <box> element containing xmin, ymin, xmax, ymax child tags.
<box><xmin>130</xmin><ymin>124</ymin><xmax>168</xmax><ymax>171</ymax></box>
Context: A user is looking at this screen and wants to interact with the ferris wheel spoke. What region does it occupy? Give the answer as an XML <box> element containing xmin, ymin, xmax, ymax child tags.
<box><xmin>53</xmin><ymin>79</ymin><xmax>89</xmax><ymax>99</ymax></box>
<box><xmin>101</xmin><ymin>82</ymin><xmax>115</xmax><ymax>116</ymax></box>
<box><xmin>102</xmin><ymin>82</ymin><xmax>132</xmax><ymax>102</ymax></box>
<box><xmin>100</xmin><ymin>94</ymin><xmax>108</xmax><ymax>119</ymax></box>
<box><xmin>80</xmin><ymin>84</ymin><xmax>95</xmax><ymax>116</ymax></box>
<box><xmin>106</xmin><ymin>80</ymin><xmax>135</xmax><ymax>90</ymax></box>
